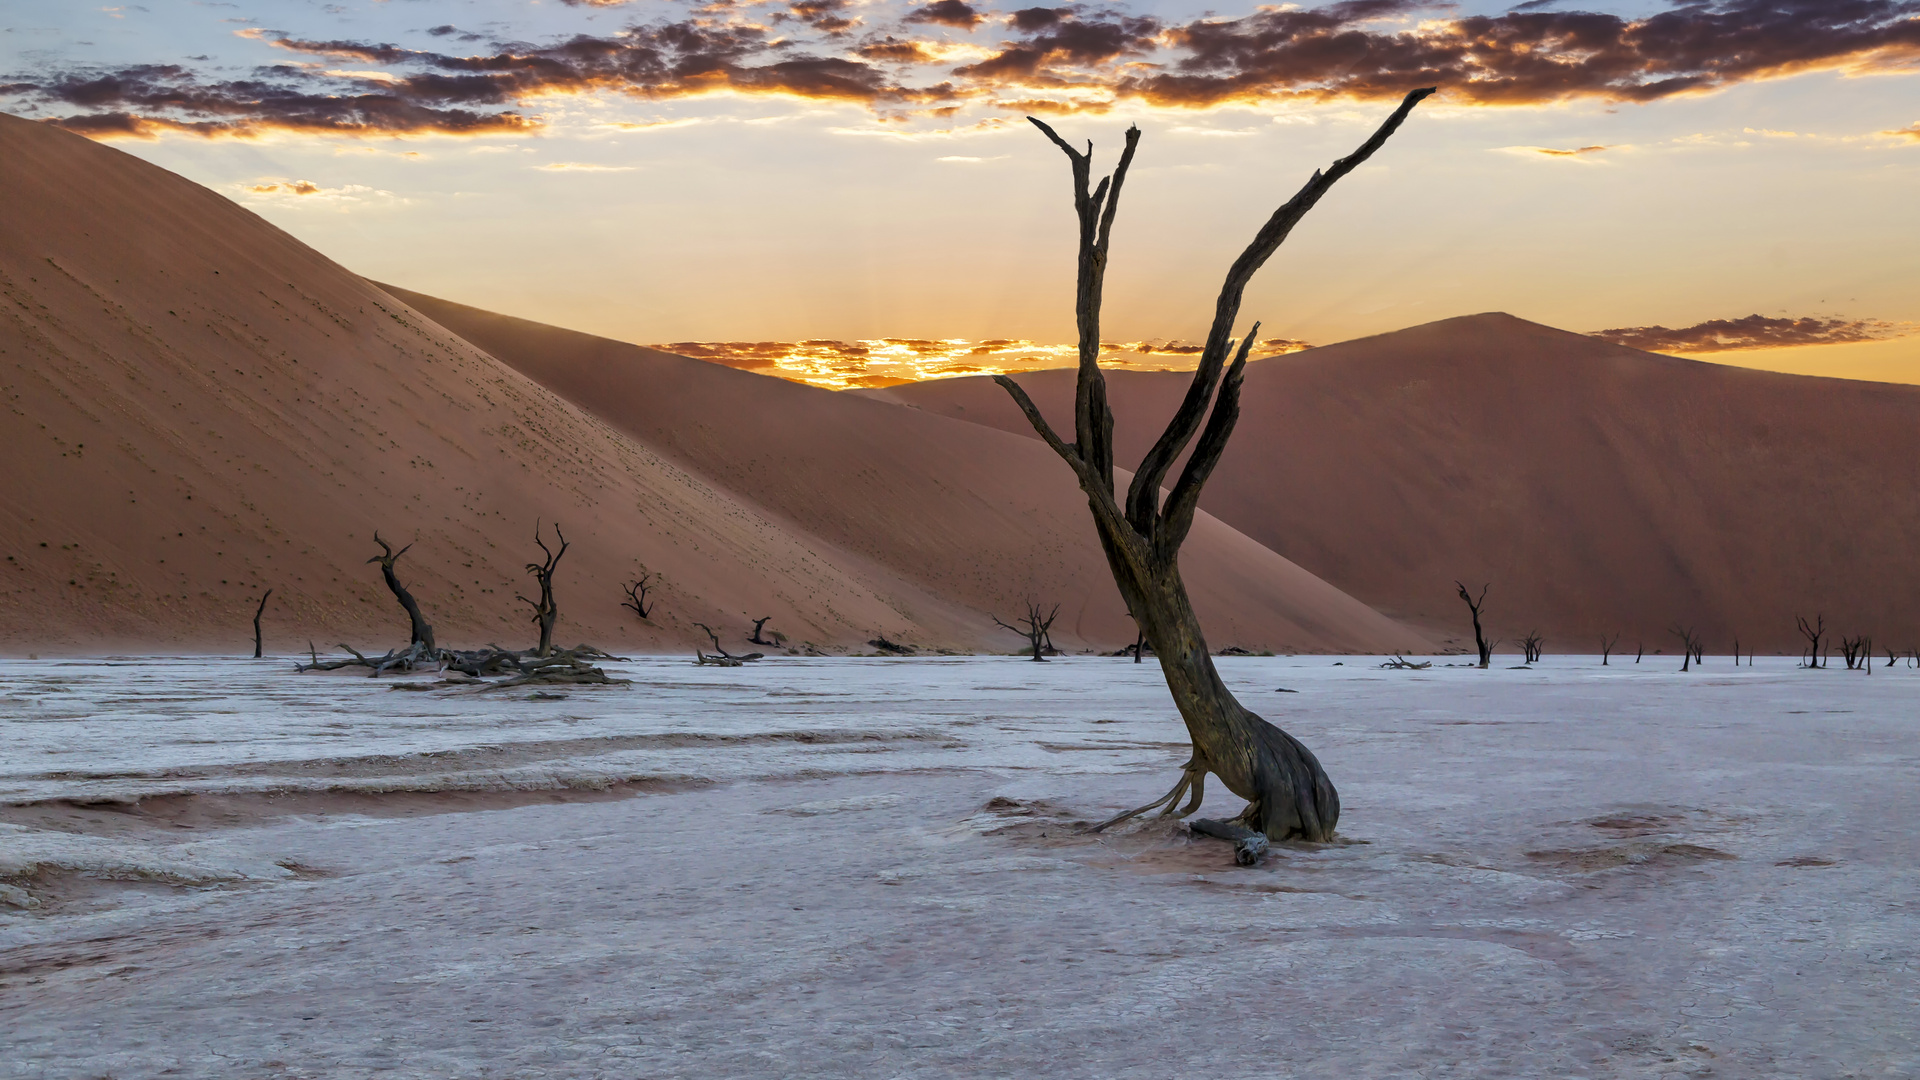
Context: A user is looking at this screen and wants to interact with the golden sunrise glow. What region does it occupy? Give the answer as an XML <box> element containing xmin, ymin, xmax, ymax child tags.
<box><xmin>654</xmin><ymin>337</ymin><xmax>1315</xmax><ymax>390</ymax></box>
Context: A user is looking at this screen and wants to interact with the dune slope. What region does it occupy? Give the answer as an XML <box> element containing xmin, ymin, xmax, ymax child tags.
<box><xmin>0</xmin><ymin>112</ymin><xmax>992</xmax><ymax>654</ymax></box>
<box><xmin>869</xmin><ymin>314</ymin><xmax>1920</xmax><ymax>653</ymax></box>
<box><xmin>383</xmin><ymin>287</ymin><xmax>1429</xmax><ymax>655</ymax></box>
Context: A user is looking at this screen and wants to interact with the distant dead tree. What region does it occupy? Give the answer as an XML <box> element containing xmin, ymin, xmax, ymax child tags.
<box><xmin>252</xmin><ymin>588</ymin><xmax>273</xmax><ymax>659</ymax></box>
<box><xmin>1886</xmin><ymin>645</ymin><xmax>1900</xmax><ymax>669</ymax></box>
<box><xmin>994</xmin><ymin>602</ymin><xmax>1061</xmax><ymax>662</ymax></box>
<box><xmin>749</xmin><ymin>617</ymin><xmax>777</xmax><ymax>647</ymax></box>
<box><xmin>1129</xmin><ymin>616</ymin><xmax>1148</xmax><ymax>664</ymax></box>
<box><xmin>1518</xmin><ymin>630</ymin><xmax>1543</xmax><ymax>664</ymax></box>
<box><xmin>1635</xmin><ymin>642</ymin><xmax>1643</xmax><ymax>663</ymax></box>
<box><xmin>369</xmin><ymin>532</ymin><xmax>434</xmax><ymax>651</ymax></box>
<box><xmin>992</xmin><ymin>89</ymin><xmax>1434</xmax><ymax>858</ymax></box>
<box><xmin>1600</xmin><ymin>633</ymin><xmax>1619</xmax><ymax>666</ymax></box>
<box><xmin>1669</xmin><ymin>625</ymin><xmax>1701</xmax><ymax>672</ymax></box>
<box><xmin>620</xmin><ymin>570</ymin><xmax>656</xmax><ymax>620</ymax></box>
<box><xmin>1795</xmin><ymin>614</ymin><xmax>1827</xmax><ymax>669</ymax></box>
<box><xmin>1840</xmin><ymin>634</ymin><xmax>1870</xmax><ymax>671</ymax></box>
<box><xmin>1732</xmin><ymin>637</ymin><xmax>1740</xmax><ymax>666</ymax></box>
<box><xmin>1456</xmin><ymin>582</ymin><xmax>1494</xmax><ymax>668</ymax></box>
<box><xmin>518</xmin><ymin>521</ymin><xmax>569</xmax><ymax>658</ymax></box>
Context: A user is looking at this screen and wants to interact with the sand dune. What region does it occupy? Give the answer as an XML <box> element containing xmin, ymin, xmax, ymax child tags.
<box><xmin>383</xmin><ymin>287</ymin><xmax>1428</xmax><ymax>655</ymax></box>
<box><xmin>0</xmin><ymin>113</ymin><xmax>996</xmax><ymax>655</ymax></box>
<box><xmin>0</xmin><ymin>112</ymin><xmax>1421</xmax><ymax>655</ymax></box>
<box><xmin>868</xmin><ymin>314</ymin><xmax>1920</xmax><ymax>654</ymax></box>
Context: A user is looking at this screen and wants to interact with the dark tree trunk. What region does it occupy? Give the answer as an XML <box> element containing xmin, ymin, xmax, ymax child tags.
<box><xmin>519</xmin><ymin>522</ymin><xmax>569</xmax><ymax>658</ymax></box>
<box><xmin>369</xmin><ymin>533</ymin><xmax>434</xmax><ymax>650</ymax></box>
<box><xmin>253</xmin><ymin>588</ymin><xmax>273</xmax><ymax>659</ymax></box>
<box><xmin>1600</xmin><ymin>633</ymin><xmax>1618</xmax><ymax>666</ymax></box>
<box><xmin>749</xmin><ymin>617</ymin><xmax>776</xmax><ymax>646</ymax></box>
<box><xmin>1456</xmin><ymin>582</ymin><xmax>1493</xmax><ymax>668</ymax></box>
<box><xmin>994</xmin><ymin>89</ymin><xmax>1434</xmax><ymax>848</ymax></box>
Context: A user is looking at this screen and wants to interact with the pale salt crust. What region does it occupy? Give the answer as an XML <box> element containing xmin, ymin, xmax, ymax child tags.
<box><xmin>1</xmin><ymin>655</ymin><xmax>1915</xmax><ymax>1078</ymax></box>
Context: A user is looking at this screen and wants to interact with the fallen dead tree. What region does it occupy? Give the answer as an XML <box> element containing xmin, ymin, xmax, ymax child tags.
<box><xmin>693</xmin><ymin>623</ymin><xmax>763</xmax><ymax>667</ymax></box>
<box><xmin>1380</xmin><ymin>655</ymin><xmax>1432</xmax><ymax>670</ymax></box>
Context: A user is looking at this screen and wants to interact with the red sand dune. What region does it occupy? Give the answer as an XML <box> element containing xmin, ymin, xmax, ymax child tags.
<box><xmin>0</xmin><ymin>112</ymin><xmax>1421</xmax><ymax>655</ymax></box>
<box><xmin>867</xmin><ymin>315</ymin><xmax>1920</xmax><ymax>655</ymax></box>
<box><xmin>0</xmin><ymin>113</ymin><xmax>990</xmax><ymax>655</ymax></box>
<box><xmin>383</xmin><ymin>287</ymin><xmax>1428</xmax><ymax>655</ymax></box>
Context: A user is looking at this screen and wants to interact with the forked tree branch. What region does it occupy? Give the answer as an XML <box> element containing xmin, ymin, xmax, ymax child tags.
<box><xmin>1126</xmin><ymin>87</ymin><xmax>1437</xmax><ymax>539</ymax></box>
<box><xmin>1158</xmin><ymin>326</ymin><xmax>1259</xmax><ymax>558</ymax></box>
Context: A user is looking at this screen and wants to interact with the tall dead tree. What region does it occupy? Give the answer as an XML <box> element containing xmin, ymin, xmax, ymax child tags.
<box><xmin>518</xmin><ymin>521</ymin><xmax>568</xmax><ymax>659</ymax></box>
<box><xmin>994</xmin><ymin>602</ymin><xmax>1061</xmax><ymax>662</ymax></box>
<box><xmin>1456</xmin><ymin>582</ymin><xmax>1494</xmax><ymax>668</ymax></box>
<box><xmin>1600</xmin><ymin>633</ymin><xmax>1618</xmax><ymax>666</ymax></box>
<box><xmin>1795</xmin><ymin>614</ymin><xmax>1826</xmax><ymax>669</ymax></box>
<box><xmin>993</xmin><ymin>89</ymin><xmax>1434</xmax><ymax>852</ymax></box>
<box><xmin>252</xmin><ymin>588</ymin><xmax>273</xmax><ymax>659</ymax></box>
<box><xmin>369</xmin><ymin>533</ymin><xmax>434</xmax><ymax>651</ymax></box>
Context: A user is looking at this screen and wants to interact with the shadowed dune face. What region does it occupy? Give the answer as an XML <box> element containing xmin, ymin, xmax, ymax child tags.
<box><xmin>0</xmin><ymin>112</ymin><xmax>999</xmax><ymax>654</ymax></box>
<box><xmin>867</xmin><ymin>315</ymin><xmax>1920</xmax><ymax>654</ymax></box>
<box><xmin>384</xmin><ymin>287</ymin><xmax>1431</xmax><ymax>656</ymax></box>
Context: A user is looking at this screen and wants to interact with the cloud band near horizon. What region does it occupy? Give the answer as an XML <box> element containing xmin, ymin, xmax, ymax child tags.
<box><xmin>7</xmin><ymin>0</ymin><xmax>1920</xmax><ymax>138</ymax></box>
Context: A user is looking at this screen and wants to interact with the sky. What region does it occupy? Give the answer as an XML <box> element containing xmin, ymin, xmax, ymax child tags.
<box><xmin>4</xmin><ymin>0</ymin><xmax>1919</xmax><ymax>389</ymax></box>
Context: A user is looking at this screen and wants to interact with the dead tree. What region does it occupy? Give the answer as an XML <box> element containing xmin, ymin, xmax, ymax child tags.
<box><xmin>692</xmin><ymin>622</ymin><xmax>763</xmax><ymax>666</ymax></box>
<box><xmin>252</xmin><ymin>588</ymin><xmax>273</xmax><ymax>659</ymax></box>
<box><xmin>1670</xmin><ymin>625</ymin><xmax>1700</xmax><ymax>672</ymax></box>
<box><xmin>517</xmin><ymin>521</ymin><xmax>568</xmax><ymax>658</ymax></box>
<box><xmin>994</xmin><ymin>602</ymin><xmax>1061</xmax><ymax>662</ymax></box>
<box><xmin>749</xmin><ymin>617</ymin><xmax>777</xmax><ymax>646</ymax></box>
<box><xmin>369</xmin><ymin>532</ymin><xmax>434</xmax><ymax>651</ymax></box>
<box><xmin>992</xmin><ymin>88</ymin><xmax>1434</xmax><ymax>854</ymax></box>
<box><xmin>1600</xmin><ymin>633</ymin><xmax>1619</xmax><ymax>666</ymax></box>
<box><xmin>1635</xmin><ymin>642</ymin><xmax>1643</xmax><ymax>663</ymax></box>
<box><xmin>1130</xmin><ymin>618</ymin><xmax>1148</xmax><ymax>664</ymax></box>
<box><xmin>1887</xmin><ymin>645</ymin><xmax>1900</xmax><ymax>669</ymax></box>
<box><xmin>1733</xmin><ymin>637</ymin><xmax>1740</xmax><ymax>666</ymax></box>
<box><xmin>1840</xmin><ymin>634</ymin><xmax>1871</xmax><ymax>671</ymax></box>
<box><xmin>620</xmin><ymin>571</ymin><xmax>655</xmax><ymax>620</ymax></box>
<box><xmin>1518</xmin><ymin>630</ymin><xmax>1543</xmax><ymax>664</ymax></box>
<box><xmin>1795</xmin><ymin>614</ymin><xmax>1826</xmax><ymax>669</ymax></box>
<box><xmin>1456</xmin><ymin>582</ymin><xmax>1494</xmax><ymax>668</ymax></box>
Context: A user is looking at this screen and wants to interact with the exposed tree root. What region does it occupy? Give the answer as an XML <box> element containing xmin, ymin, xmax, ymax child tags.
<box><xmin>1089</xmin><ymin>759</ymin><xmax>1208</xmax><ymax>832</ymax></box>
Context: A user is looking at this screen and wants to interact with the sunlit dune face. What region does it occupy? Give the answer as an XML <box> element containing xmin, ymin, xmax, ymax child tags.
<box><xmin>654</xmin><ymin>336</ymin><xmax>1313</xmax><ymax>389</ymax></box>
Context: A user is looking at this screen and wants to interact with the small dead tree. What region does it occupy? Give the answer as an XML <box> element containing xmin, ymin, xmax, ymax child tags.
<box><xmin>1456</xmin><ymin>582</ymin><xmax>1494</xmax><ymax>668</ymax></box>
<box><xmin>1670</xmin><ymin>625</ymin><xmax>1701</xmax><ymax>672</ymax></box>
<box><xmin>620</xmin><ymin>571</ymin><xmax>655</xmax><ymax>620</ymax></box>
<box><xmin>1635</xmin><ymin>642</ymin><xmax>1643</xmax><ymax>663</ymax></box>
<box><xmin>252</xmin><ymin>588</ymin><xmax>273</xmax><ymax>659</ymax></box>
<box><xmin>994</xmin><ymin>89</ymin><xmax>1434</xmax><ymax>854</ymax></box>
<box><xmin>1840</xmin><ymin>634</ymin><xmax>1871</xmax><ymax>671</ymax></box>
<box><xmin>369</xmin><ymin>532</ymin><xmax>434</xmax><ymax>651</ymax></box>
<box><xmin>1795</xmin><ymin>614</ymin><xmax>1826</xmax><ymax>669</ymax></box>
<box><xmin>518</xmin><ymin>521</ymin><xmax>569</xmax><ymax>658</ymax></box>
<box><xmin>749</xmin><ymin>617</ymin><xmax>777</xmax><ymax>647</ymax></box>
<box><xmin>1518</xmin><ymin>630</ymin><xmax>1543</xmax><ymax>664</ymax></box>
<box><xmin>994</xmin><ymin>602</ymin><xmax>1061</xmax><ymax>662</ymax></box>
<box><xmin>1600</xmin><ymin>633</ymin><xmax>1619</xmax><ymax>666</ymax></box>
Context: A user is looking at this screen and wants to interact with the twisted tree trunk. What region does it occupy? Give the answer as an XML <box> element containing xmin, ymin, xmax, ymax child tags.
<box><xmin>995</xmin><ymin>88</ymin><xmax>1434</xmax><ymax>847</ymax></box>
<box><xmin>369</xmin><ymin>533</ymin><xmax>434</xmax><ymax>651</ymax></box>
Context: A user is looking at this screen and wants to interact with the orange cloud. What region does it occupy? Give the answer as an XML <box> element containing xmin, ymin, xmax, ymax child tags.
<box><xmin>655</xmin><ymin>335</ymin><xmax>1312</xmax><ymax>389</ymax></box>
<box><xmin>1591</xmin><ymin>314</ymin><xmax>1912</xmax><ymax>354</ymax></box>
